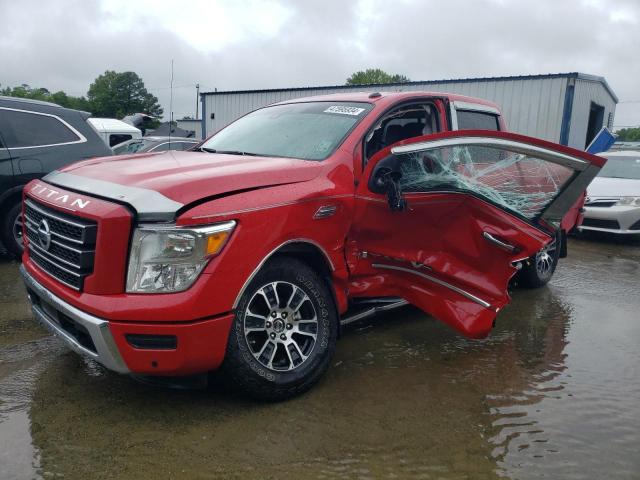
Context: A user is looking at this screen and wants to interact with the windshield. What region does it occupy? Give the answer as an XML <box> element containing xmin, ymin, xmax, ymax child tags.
<box><xmin>113</xmin><ymin>139</ymin><xmax>155</xmax><ymax>155</ymax></box>
<box><xmin>201</xmin><ymin>101</ymin><xmax>373</xmax><ymax>160</ymax></box>
<box><xmin>598</xmin><ymin>155</ymin><xmax>640</xmax><ymax>180</ymax></box>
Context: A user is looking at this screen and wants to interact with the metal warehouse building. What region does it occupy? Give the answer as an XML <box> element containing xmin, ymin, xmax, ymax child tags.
<box><xmin>200</xmin><ymin>72</ymin><xmax>617</xmax><ymax>150</ymax></box>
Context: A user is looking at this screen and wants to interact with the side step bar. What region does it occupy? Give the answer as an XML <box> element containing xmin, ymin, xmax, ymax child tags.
<box><xmin>340</xmin><ymin>298</ymin><xmax>409</xmax><ymax>327</ymax></box>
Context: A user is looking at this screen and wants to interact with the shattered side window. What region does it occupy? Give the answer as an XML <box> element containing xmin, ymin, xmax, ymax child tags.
<box><xmin>397</xmin><ymin>145</ymin><xmax>575</xmax><ymax>219</ymax></box>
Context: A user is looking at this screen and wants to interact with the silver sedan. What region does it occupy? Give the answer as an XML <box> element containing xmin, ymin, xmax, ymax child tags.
<box><xmin>580</xmin><ymin>150</ymin><xmax>640</xmax><ymax>235</ymax></box>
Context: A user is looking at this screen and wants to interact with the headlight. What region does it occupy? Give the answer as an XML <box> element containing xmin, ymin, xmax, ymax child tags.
<box><xmin>126</xmin><ymin>221</ymin><xmax>236</xmax><ymax>293</ymax></box>
<box><xmin>616</xmin><ymin>197</ymin><xmax>640</xmax><ymax>206</ymax></box>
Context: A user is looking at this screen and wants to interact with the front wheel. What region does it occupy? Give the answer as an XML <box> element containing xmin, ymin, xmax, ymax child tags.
<box><xmin>223</xmin><ymin>257</ymin><xmax>338</xmax><ymax>401</ymax></box>
<box><xmin>518</xmin><ymin>233</ymin><xmax>561</xmax><ymax>288</ymax></box>
<box><xmin>1</xmin><ymin>202</ymin><xmax>25</xmax><ymax>259</ymax></box>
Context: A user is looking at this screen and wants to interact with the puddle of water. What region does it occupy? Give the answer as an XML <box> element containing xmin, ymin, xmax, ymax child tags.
<box><xmin>0</xmin><ymin>235</ymin><xmax>639</xmax><ymax>479</ymax></box>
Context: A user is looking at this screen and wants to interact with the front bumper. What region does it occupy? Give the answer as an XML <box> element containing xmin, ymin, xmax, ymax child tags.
<box><xmin>579</xmin><ymin>205</ymin><xmax>640</xmax><ymax>234</ymax></box>
<box><xmin>21</xmin><ymin>264</ymin><xmax>129</xmax><ymax>373</ymax></box>
<box><xmin>21</xmin><ymin>265</ymin><xmax>235</xmax><ymax>376</ymax></box>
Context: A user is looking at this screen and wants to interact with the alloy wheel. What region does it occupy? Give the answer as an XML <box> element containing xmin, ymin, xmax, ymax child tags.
<box><xmin>12</xmin><ymin>213</ymin><xmax>24</xmax><ymax>248</ymax></box>
<box><xmin>535</xmin><ymin>239</ymin><xmax>557</xmax><ymax>278</ymax></box>
<box><xmin>243</xmin><ymin>281</ymin><xmax>318</xmax><ymax>372</ymax></box>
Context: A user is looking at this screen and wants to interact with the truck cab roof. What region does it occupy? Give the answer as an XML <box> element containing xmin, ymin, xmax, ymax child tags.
<box><xmin>273</xmin><ymin>91</ymin><xmax>501</xmax><ymax>111</ymax></box>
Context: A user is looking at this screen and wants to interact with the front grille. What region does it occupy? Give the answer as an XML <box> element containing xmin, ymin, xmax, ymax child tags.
<box><xmin>581</xmin><ymin>218</ymin><xmax>621</xmax><ymax>230</ymax></box>
<box><xmin>24</xmin><ymin>199</ymin><xmax>97</xmax><ymax>291</ymax></box>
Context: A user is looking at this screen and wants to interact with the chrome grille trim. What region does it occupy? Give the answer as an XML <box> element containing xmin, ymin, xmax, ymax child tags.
<box><xmin>29</xmin><ymin>249</ymin><xmax>83</xmax><ymax>291</ymax></box>
<box><xmin>24</xmin><ymin>198</ymin><xmax>97</xmax><ymax>291</ymax></box>
<box><xmin>24</xmin><ymin>199</ymin><xmax>97</xmax><ymax>244</ymax></box>
<box><xmin>25</xmin><ymin>199</ymin><xmax>91</xmax><ymax>228</ymax></box>
<box><xmin>26</xmin><ymin>227</ymin><xmax>85</xmax><ymax>270</ymax></box>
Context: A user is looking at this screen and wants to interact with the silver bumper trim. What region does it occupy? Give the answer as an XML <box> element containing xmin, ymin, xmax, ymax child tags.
<box><xmin>578</xmin><ymin>226</ymin><xmax>640</xmax><ymax>235</ymax></box>
<box><xmin>20</xmin><ymin>265</ymin><xmax>130</xmax><ymax>373</ymax></box>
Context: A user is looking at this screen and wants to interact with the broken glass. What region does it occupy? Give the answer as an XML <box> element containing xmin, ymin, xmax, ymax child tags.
<box><xmin>396</xmin><ymin>145</ymin><xmax>574</xmax><ymax>219</ymax></box>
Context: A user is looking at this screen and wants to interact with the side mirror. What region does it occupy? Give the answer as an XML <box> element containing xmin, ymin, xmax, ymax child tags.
<box><xmin>374</xmin><ymin>168</ymin><xmax>407</xmax><ymax>212</ymax></box>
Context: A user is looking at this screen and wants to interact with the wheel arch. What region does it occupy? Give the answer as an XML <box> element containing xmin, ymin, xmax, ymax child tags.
<box><xmin>232</xmin><ymin>239</ymin><xmax>340</xmax><ymax>313</ymax></box>
<box><xmin>0</xmin><ymin>185</ymin><xmax>24</xmax><ymax>220</ymax></box>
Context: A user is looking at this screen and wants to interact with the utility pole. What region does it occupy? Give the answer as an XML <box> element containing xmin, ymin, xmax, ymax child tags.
<box><xmin>195</xmin><ymin>83</ymin><xmax>200</xmax><ymax>119</ymax></box>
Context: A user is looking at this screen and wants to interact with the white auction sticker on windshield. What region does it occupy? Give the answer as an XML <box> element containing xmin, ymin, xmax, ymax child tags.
<box><xmin>324</xmin><ymin>105</ymin><xmax>366</xmax><ymax>116</ymax></box>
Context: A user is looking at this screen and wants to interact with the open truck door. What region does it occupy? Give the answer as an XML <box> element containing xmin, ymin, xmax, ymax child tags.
<box><xmin>348</xmin><ymin>130</ymin><xmax>605</xmax><ymax>338</ymax></box>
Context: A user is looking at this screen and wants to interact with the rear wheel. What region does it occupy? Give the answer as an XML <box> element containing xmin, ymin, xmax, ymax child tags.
<box><xmin>1</xmin><ymin>202</ymin><xmax>24</xmax><ymax>259</ymax></box>
<box><xmin>518</xmin><ymin>233</ymin><xmax>561</xmax><ymax>288</ymax></box>
<box><xmin>223</xmin><ymin>257</ymin><xmax>338</xmax><ymax>401</ymax></box>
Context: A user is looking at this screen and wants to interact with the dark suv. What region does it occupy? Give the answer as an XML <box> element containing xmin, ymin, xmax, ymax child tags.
<box><xmin>0</xmin><ymin>96</ymin><xmax>112</xmax><ymax>257</ymax></box>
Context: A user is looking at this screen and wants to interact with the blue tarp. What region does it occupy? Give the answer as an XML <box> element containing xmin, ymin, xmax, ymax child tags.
<box><xmin>586</xmin><ymin>127</ymin><xmax>617</xmax><ymax>154</ymax></box>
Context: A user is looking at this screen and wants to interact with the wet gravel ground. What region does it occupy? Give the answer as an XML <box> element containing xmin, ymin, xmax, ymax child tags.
<box><xmin>1</xmin><ymin>233</ymin><xmax>639</xmax><ymax>480</ymax></box>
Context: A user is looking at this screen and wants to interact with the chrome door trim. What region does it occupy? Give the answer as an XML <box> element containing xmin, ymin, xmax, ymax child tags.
<box><xmin>391</xmin><ymin>136</ymin><xmax>588</xmax><ymax>170</ymax></box>
<box><xmin>482</xmin><ymin>231</ymin><xmax>517</xmax><ymax>253</ymax></box>
<box><xmin>372</xmin><ymin>263</ymin><xmax>492</xmax><ymax>309</ymax></box>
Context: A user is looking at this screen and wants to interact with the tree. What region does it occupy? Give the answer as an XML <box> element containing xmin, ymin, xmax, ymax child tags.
<box><xmin>346</xmin><ymin>68</ymin><xmax>410</xmax><ymax>85</ymax></box>
<box><xmin>615</xmin><ymin>127</ymin><xmax>640</xmax><ymax>142</ymax></box>
<box><xmin>87</xmin><ymin>71</ymin><xmax>163</xmax><ymax>118</ymax></box>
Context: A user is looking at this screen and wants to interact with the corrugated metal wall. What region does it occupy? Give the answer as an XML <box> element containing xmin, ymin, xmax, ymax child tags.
<box><xmin>175</xmin><ymin>119</ymin><xmax>203</xmax><ymax>139</ymax></box>
<box><xmin>202</xmin><ymin>75</ymin><xmax>615</xmax><ymax>148</ymax></box>
<box><xmin>568</xmin><ymin>78</ymin><xmax>617</xmax><ymax>149</ymax></box>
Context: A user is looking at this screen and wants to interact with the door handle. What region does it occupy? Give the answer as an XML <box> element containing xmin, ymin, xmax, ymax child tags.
<box><xmin>483</xmin><ymin>231</ymin><xmax>518</xmax><ymax>253</ymax></box>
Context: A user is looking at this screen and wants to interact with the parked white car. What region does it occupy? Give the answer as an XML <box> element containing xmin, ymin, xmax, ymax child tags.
<box><xmin>581</xmin><ymin>150</ymin><xmax>640</xmax><ymax>234</ymax></box>
<box><xmin>87</xmin><ymin>117</ymin><xmax>142</xmax><ymax>147</ymax></box>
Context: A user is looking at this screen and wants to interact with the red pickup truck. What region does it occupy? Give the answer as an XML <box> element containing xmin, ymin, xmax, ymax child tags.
<box><xmin>20</xmin><ymin>92</ymin><xmax>604</xmax><ymax>400</ymax></box>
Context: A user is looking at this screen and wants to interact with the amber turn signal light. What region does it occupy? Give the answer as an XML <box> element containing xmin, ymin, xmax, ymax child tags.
<box><xmin>206</xmin><ymin>231</ymin><xmax>231</xmax><ymax>256</ymax></box>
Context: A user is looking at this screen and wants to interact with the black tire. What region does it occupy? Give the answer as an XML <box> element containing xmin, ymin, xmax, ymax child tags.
<box><xmin>518</xmin><ymin>232</ymin><xmax>561</xmax><ymax>289</ymax></box>
<box><xmin>223</xmin><ymin>257</ymin><xmax>338</xmax><ymax>401</ymax></box>
<box><xmin>1</xmin><ymin>202</ymin><xmax>24</xmax><ymax>260</ymax></box>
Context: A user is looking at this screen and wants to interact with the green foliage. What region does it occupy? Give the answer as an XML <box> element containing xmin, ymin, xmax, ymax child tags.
<box><xmin>146</xmin><ymin>117</ymin><xmax>161</xmax><ymax>129</ymax></box>
<box><xmin>87</xmin><ymin>71</ymin><xmax>163</xmax><ymax>118</ymax></box>
<box><xmin>1</xmin><ymin>70</ymin><xmax>162</xmax><ymax>119</ymax></box>
<box><xmin>0</xmin><ymin>84</ymin><xmax>91</xmax><ymax>111</ymax></box>
<box><xmin>346</xmin><ymin>68</ymin><xmax>410</xmax><ymax>85</ymax></box>
<box><xmin>615</xmin><ymin>127</ymin><xmax>640</xmax><ymax>142</ymax></box>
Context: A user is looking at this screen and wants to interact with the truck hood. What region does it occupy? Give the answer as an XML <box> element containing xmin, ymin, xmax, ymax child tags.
<box><xmin>587</xmin><ymin>176</ymin><xmax>640</xmax><ymax>197</ymax></box>
<box><xmin>45</xmin><ymin>151</ymin><xmax>323</xmax><ymax>221</ymax></box>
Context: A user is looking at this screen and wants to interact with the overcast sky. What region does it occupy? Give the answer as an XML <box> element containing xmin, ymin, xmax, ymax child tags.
<box><xmin>1</xmin><ymin>0</ymin><xmax>638</xmax><ymax>128</ymax></box>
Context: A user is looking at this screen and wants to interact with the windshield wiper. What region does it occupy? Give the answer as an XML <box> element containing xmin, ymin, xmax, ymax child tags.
<box><xmin>198</xmin><ymin>147</ymin><xmax>261</xmax><ymax>156</ymax></box>
<box><xmin>215</xmin><ymin>150</ymin><xmax>260</xmax><ymax>156</ymax></box>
